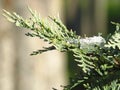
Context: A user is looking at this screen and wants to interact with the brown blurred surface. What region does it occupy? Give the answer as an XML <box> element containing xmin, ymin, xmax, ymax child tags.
<box><xmin>0</xmin><ymin>0</ymin><xmax>67</xmax><ymax>90</ymax></box>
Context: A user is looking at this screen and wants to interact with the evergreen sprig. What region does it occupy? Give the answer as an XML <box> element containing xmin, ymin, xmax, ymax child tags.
<box><xmin>3</xmin><ymin>8</ymin><xmax>120</xmax><ymax>90</ymax></box>
<box><xmin>105</xmin><ymin>22</ymin><xmax>120</xmax><ymax>49</ymax></box>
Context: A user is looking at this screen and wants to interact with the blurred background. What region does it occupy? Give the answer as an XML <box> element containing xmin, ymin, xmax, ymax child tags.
<box><xmin>0</xmin><ymin>0</ymin><xmax>120</xmax><ymax>90</ymax></box>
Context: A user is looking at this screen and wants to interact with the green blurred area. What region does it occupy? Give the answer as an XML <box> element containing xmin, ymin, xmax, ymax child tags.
<box><xmin>107</xmin><ymin>0</ymin><xmax>120</xmax><ymax>33</ymax></box>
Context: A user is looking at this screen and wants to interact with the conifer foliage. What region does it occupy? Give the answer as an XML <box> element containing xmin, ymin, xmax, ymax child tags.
<box><xmin>3</xmin><ymin>8</ymin><xmax>120</xmax><ymax>90</ymax></box>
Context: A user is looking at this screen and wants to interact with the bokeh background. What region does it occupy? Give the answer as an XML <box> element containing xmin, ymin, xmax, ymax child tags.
<box><xmin>0</xmin><ymin>0</ymin><xmax>120</xmax><ymax>90</ymax></box>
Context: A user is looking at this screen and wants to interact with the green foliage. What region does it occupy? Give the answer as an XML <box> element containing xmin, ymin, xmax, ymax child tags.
<box><xmin>105</xmin><ymin>22</ymin><xmax>120</xmax><ymax>49</ymax></box>
<box><xmin>3</xmin><ymin>8</ymin><xmax>120</xmax><ymax>90</ymax></box>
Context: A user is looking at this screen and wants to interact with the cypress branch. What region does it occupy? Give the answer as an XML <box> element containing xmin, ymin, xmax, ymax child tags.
<box><xmin>3</xmin><ymin>8</ymin><xmax>120</xmax><ymax>90</ymax></box>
